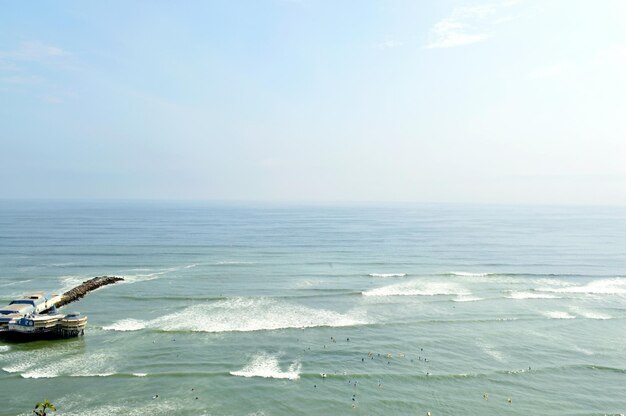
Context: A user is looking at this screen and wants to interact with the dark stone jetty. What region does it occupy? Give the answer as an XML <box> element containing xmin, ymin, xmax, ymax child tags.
<box><xmin>54</xmin><ymin>276</ymin><xmax>124</xmax><ymax>308</ymax></box>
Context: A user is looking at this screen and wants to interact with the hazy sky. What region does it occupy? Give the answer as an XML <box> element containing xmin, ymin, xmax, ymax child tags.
<box><xmin>2</xmin><ymin>1</ymin><xmax>626</xmax><ymax>204</ymax></box>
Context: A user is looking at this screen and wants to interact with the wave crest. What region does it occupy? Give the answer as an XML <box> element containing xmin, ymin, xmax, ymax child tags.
<box><xmin>368</xmin><ymin>273</ymin><xmax>407</xmax><ymax>278</ymax></box>
<box><xmin>539</xmin><ymin>278</ymin><xmax>626</xmax><ymax>295</ymax></box>
<box><xmin>449</xmin><ymin>272</ymin><xmax>492</xmax><ymax>277</ymax></box>
<box><xmin>453</xmin><ymin>295</ymin><xmax>483</xmax><ymax>302</ymax></box>
<box><xmin>103</xmin><ymin>319</ymin><xmax>147</xmax><ymax>332</ymax></box>
<box><xmin>542</xmin><ymin>311</ymin><xmax>576</xmax><ymax>319</ymax></box>
<box><xmin>152</xmin><ymin>297</ymin><xmax>365</xmax><ymax>333</ymax></box>
<box><xmin>508</xmin><ymin>292</ymin><xmax>560</xmax><ymax>300</ymax></box>
<box><xmin>570</xmin><ymin>307</ymin><xmax>612</xmax><ymax>320</ymax></box>
<box><xmin>363</xmin><ymin>281</ymin><xmax>470</xmax><ymax>297</ymax></box>
<box><xmin>230</xmin><ymin>353</ymin><xmax>301</xmax><ymax>380</ymax></box>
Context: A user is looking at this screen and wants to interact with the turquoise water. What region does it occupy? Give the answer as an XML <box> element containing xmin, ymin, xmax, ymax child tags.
<box><xmin>0</xmin><ymin>201</ymin><xmax>625</xmax><ymax>415</ymax></box>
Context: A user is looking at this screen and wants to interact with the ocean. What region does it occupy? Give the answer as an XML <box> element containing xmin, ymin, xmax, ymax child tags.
<box><xmin>0</xmin><ymin>201</ymin><xmax>624</xmax><ymax>415</ymax></box>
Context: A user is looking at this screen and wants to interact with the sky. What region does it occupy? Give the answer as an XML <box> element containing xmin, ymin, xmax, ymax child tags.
<box><xmin>1</xmin><ymin>0</ymin><xmax>626</xmax><ymax>205</ymax></box>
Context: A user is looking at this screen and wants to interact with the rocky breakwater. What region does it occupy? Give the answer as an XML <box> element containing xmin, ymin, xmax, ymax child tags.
<box><xmin>54</xmin><ymin>276</ymin><xmax>124</xmax><ymax>308</ymax></box>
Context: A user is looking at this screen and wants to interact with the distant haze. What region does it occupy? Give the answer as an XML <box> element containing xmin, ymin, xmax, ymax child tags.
<box><xmin>2</xmin><ymin>1</ymin><xmax>626</xmax><ymax>205</ymax></box>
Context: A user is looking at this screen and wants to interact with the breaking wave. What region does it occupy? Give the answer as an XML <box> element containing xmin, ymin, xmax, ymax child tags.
<box><xmin>449</xmin><ymin>272</ymin><xmax>493</xmax><ymax>277</ymax></box>
<box><xmin>230</xmin><ymin>353</ymin><xmax>301</xmax><ymax>380</ymax></box>
<box><xmin>362</xmin><ymin>280</ymin><xmax>470</xmax><ymax>297</ymax></box>
<box><xmin>1</xmin><ymin>347</ymin><xmax>117</xmax><ymax>379</ymax></box>
<box><xmin>21</xmin><ymin>352</ymin><xmax>116</xmax><ymax>379</ymax></box>
<box><xmin>542</xmin><ymin>311</ymin><xmax>576</xmax><ymax>319</ymax></box>
<box><xmin>538</xmin><ymin>278</ymin><xmax>626</xmax><ymax>295</ymax></box>
<box><xmin>103</xmin><ymin>319</ymin><xmax>147</xmax><ymax>332</ymax></box>
<box><xmin>102</xmin><ymin>298</ymin><xmax>364</xmax><ymax>333</ymax></box>
<box><xmin>508</xmin><ymin>291</ymin><xmax>560</xmax><ymax>300</ymax></box>
<box><xmin>570</xmin><ymin>307</ymin><xmax>612</xmax><ymax>320</ymax></box>
<box><xmin>368</xmin><ymin>273</ymin><xmax>407</xmax><ymax>278</ymax></box>
<box><xmin>151</xmin><ymin>297</ymin><xmax>365</xmax><ymax>332</ymax></box>
<box><xmin>452</xmin><ymin>295</ymin><xmax>483</xmax><ymax>302</ymax></box>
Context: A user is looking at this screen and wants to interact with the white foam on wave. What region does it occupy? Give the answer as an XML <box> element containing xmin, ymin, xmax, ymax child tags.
<box><xmin>1</xmin><ymin>347</ymin><xmax>67</xmax><ymax>374</ymax></box>
<box><xmin>59</xmin><ymin>265</ymin><xmax>195</xmax><ymax>292</ymax></box>
<box><xmin>152</xmin><ymin>297</ymin><xmax>365</xmax><ymax>333</ymax></box>
<box><xmin>542</xmin><ymin>311</ymin><xmax>576</xmax><ymax>319</ymax></box>
<box><xmin>508</xmin><ymin>291</ymin><xmax>560</xmax><ymax>300</ymax></box>
<box><xmin>59</xmin><ymin>275</ymin><xmax>87</xmax><ymax>292</ymax></box>
<box><xmin>450</xmin><ymin>272</ymin><xmax>492</xmax><ymax>277</ymax></box>
<box><xmin>0</xmin><ymin>279</ymin><xmax>32</xmax><ymax>288</ymax></box>
<box><xmin>368</xmin><ymin>273</ymin><xmax>407</xmax><ymax>278</ymax></box>
<box><xmin>480</xmin><ymin>343</ymin><xmax>506</xmax><ymax>362</ymax></box>
<box><xmin>539</xmin><ymin>278</ymin><xmax>626</xmax><ymax>295</ymax></box>
<box><xmin>20</xmin><ymin>352</ymin><xmax>116</xmax><ymax>379</ymax></box>
<box><xmin>294</xmin><ymin>279</ymin><xmax>323</xmax><ymax>289</ymax></box>
<box><xmin>122</xmin><ymin>271</ymin><xmax>168</xmax><ymax>285</ymax></box>
<box><xmin>362</xmin><ymin>280</ymin><xmax>470</xmax><ymax>297</ymax></box>
<box><xmin>60</xmin><ymin>272</ymin><xmax>165</xmax><ymax>292</ymax></box>
<box><xmin>230</xmin><ymin>353</ymin><xmax>301</xmax><ymax>380</ymax></box>
<box><xmin>44</xmin><ymin>396</ymin><xmax>178</xmax><ymax>416</ymax></box>
<box><xmin>103</xmin><ymin>319</ymin><xmax>147</xmax><ymax>332</ymax></box>
<box><xmin>453</xmin><ymin>295</ymin><xmax>483</xmax><ymax>302</ymax></box>
<box><xmin>133</xmin><ymin>372</ymin><xmax>148</xmax><ymax>377</ymax></box>
<box><xmin>1</xmin><ymin>345</ymin><xmax>117</xmax><ymax>379</ymax></box>
<box><xmin>0</xmin><ymin>345</ymin><xmax>9</xmax><ymax>353</ymax></box>
<box><xmin>570</xmin><ymin>307</ymin><xmax>612</xmax><ymax>320</ymax></box>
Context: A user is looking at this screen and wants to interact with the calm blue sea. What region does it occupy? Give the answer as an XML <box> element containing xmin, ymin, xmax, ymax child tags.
<box><xmin>0</xmin><ymin>201</ymin><xmax>625</xmax><ymax>415</ymax></box>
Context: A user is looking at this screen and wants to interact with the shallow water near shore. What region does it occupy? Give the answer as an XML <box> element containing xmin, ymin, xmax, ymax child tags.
<box><xmin>1</xmin><ymin>201</ymin><xmax>625</xmax><ymax>415</ymax></box>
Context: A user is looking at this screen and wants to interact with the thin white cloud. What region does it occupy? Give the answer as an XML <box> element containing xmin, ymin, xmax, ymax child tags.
<box><xmin>0</xmin><ymin>41</ymin><xmax>67</xmax><ymax>63</ymax></box>
<box><xmin>425</xmin><ymin>2</ymin><xmax>519</xmax><ymax>49</ymax></box>
<box><xmin>373</xmin><ymin>40</ymin><xmax>404</xmax><ymax>49</ymax></box>
<box><xmin>0</xmin><ymin>75</ymin><xmax>44</xmax><ymax>85</ymax></box>
<box><xmin>0</xmin><ymin>41</ymin><xmax>74</xmax><ymax>102</ymax></box>
<box><xmin>42</xmin><ymin>95</ymin><xmax>64</xmax><ymax>104</ymax></box>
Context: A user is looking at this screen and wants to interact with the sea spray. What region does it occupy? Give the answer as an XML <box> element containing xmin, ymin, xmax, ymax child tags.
<box><xmin>102</xmin><ymin>297</ymin><xmax>367</xmax><ymax>333</ymax></box>
<box><xmin>230</xmin><ymin>353</ymin><xmax>301</xmax><ymax>380</ymax></box>
<box><xmin>362</xmin><ymin>280</ymin><xmax>470</xmax><ymax>297</ymax></box>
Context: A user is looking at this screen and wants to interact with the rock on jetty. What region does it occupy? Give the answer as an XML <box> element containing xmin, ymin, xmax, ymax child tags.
<box><xmin>54</xmin><ymin>276</ymin><xmax>124</xmax><ymax>308</ymax></box>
